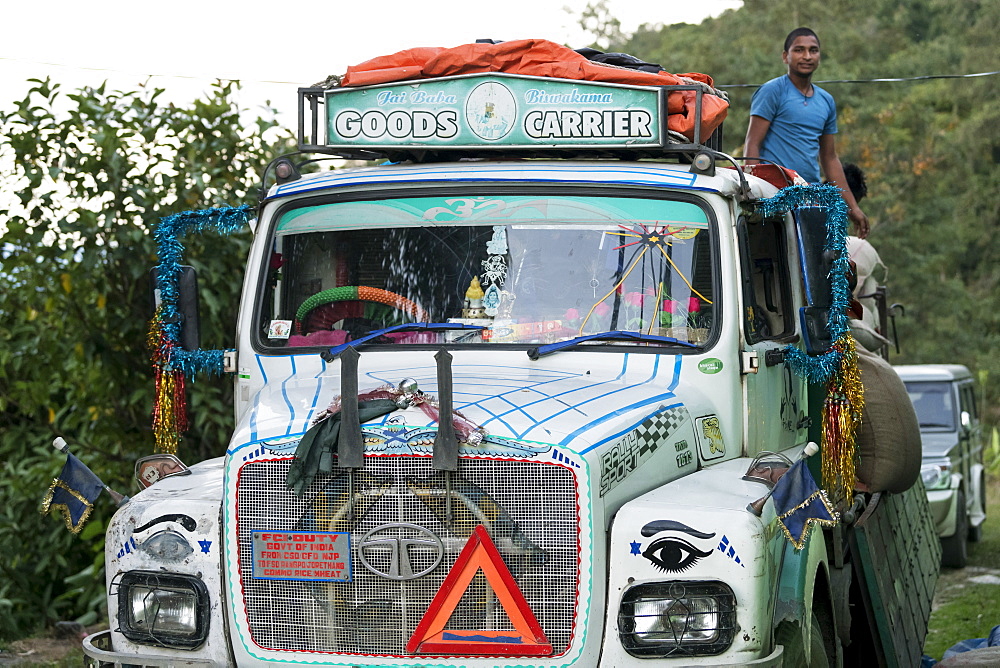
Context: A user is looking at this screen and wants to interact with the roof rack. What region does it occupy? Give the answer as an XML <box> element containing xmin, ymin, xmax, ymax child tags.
<box><xmin>297</xmin><ymin>73</ymin><xmax>724</xmax><ymax>163</ymax></box>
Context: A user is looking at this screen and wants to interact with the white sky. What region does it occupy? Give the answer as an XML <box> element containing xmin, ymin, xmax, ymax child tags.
<box><xmin>1</xmin><ymin>0</ymin><xmax>742</xmax><ymax>125</ymax></box>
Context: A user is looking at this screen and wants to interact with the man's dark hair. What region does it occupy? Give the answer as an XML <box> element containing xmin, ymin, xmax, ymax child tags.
<box><xmin>842</xmin><ymin>163</ymin><xmax>868</xmax><ymax>202</ymax></box>
<box><xmin>784</xmin><ymin>27</ymin><xmax>820</xmax><ymax>52</ymax></box>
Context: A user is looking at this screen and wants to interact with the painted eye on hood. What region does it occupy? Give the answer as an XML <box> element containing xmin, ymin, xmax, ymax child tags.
<box><xmin>642</xmin><ymin>537</ymin><xmax>713</xmax><ymax>573</ymax></box>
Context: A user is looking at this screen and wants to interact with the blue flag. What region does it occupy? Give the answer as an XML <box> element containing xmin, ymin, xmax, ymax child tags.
<box><xmin>41</xmin><ymin>453</ymin><xmax>105</xmax><ymax>534</ymax></box>
<box><xmin>771</xmin><ymin>459</ymin><xmax>839</xmax><ymax>549</ymax></box>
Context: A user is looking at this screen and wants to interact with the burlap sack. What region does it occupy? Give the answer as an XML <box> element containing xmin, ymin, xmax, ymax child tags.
<box><xmin>850</xmin><ymin>319</ymin><xmax>890</xmax><ymax>354</ymax></box>
<box><xmin>854</xmin><ymin>348</ymin><xmax>921</xmax><ymax>493</ymax></box>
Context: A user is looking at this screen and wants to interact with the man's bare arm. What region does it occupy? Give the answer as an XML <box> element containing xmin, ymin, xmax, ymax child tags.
<box><xmin>819</xmin><ymin>134</ymin><xmax>869</xmax><ymax>238</ymax></box>
<box><xmin>743</xmin><ymin>115</ymin><xmax>771</xmax><ymax>164</ymax></box>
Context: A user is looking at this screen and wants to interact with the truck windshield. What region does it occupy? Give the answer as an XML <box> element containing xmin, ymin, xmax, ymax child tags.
<box><xmin>258</xmin><ymin>193</ymin><xmax>716</xmax><ymax>350</ymax></box>
<box><xmin>904</xmin><ymin>381</ymin><xmax>956</xmax><ymax>430</ymax></box>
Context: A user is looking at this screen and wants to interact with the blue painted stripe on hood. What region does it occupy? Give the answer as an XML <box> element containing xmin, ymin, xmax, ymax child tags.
<box><xmin>243</xmin><ymin>354</ymin><xmax>684</xmax><ymax>450</ymax></box>
<box><xmin>280</xmin><ymin>356</ymin><xmax>297</xmax><ymax>436</ymax></box>
<box><xmin>249</xmin><ymin>354</ymin><xmax>268</xmax><ymax>442</ymax></box>
<box><xmin>559</xmin><ymin>354</ymin><xmax>683</xmax><ymax>447</ymax></box>
<box><xmin>579</xmin><ymin>400</ymin><xmax>685</xmax><ymax>455</ymax></box>
<box><xmin>477</xmin><ymin>353</ymin><xmax>659</xmax><ymax>441</ymax></box>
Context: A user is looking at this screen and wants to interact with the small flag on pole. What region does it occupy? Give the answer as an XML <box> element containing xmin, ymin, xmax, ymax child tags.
<box><xmin>41</xmin><ymin>452</ymin><xmax>106</xmax><ymax>534</ymax></box>
<box><xmin>771</xmin><ymin>459</ymin><xmax>840</xmax><ymax>550</ymax></box>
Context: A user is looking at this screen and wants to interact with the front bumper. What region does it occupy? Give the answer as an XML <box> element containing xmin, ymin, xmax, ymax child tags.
<box><xmin>82</xmin><ymin>628</ymin><xmax>783</xmax><ymax>668</ymax></box>
<box><xmin>648</xmin><ymin>645</ymin><xmax>783</xmax><ymax>667</ymax></box>
<box><xmin>82</xmin><ymin>630</ymin><xmax>215</xmax><ymax>668</ymax></box>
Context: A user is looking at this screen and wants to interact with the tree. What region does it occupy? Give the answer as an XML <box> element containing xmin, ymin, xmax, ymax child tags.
<box><xmin>617</xmin><ymin>0</ymin><xmax>1000</xmax><ymax>424</ymax></box>
<box><xmin>0</xmin><ymin>79</ymin><xmax>292</xmax><ymax>637</ymax></box>
<box><xmin>577</xmin><ymin>0</ymin><xmax>626</xmax><ymax>51</ymax></box>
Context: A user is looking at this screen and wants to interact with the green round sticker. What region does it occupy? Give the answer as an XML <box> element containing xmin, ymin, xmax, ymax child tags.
<box><xmin>698</xmin><ymin>358</ymin><xmax>723</xmax><ymax>374</ymax></box>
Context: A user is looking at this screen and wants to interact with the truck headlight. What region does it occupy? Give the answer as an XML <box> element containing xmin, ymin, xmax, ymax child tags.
<box><xmin>618</xmin><ymin>581</ymin><xmax>736</xmax><ymax>657</ymax></box>
<box><xmin>116</xmin><ymin>571</ymin><xmax>209</xmax><ymax>648</ymax></box>
<box><xmin>920</xmin><ymin>463</ymin><xmax>952</xmax><ymax>490</ymax></box>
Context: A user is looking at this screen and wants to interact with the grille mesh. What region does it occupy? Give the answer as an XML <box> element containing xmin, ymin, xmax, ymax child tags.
<box><xmin>236</xmin><ymin>456</ymin><xmax>579</xmax><ymax>656</ymax></box>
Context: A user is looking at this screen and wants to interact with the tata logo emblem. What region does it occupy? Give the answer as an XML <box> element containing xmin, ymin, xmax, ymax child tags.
<box><xmin>357</xmin><ymin>523</ymin><xmax>444</xmax><ymax>581</ymax></box>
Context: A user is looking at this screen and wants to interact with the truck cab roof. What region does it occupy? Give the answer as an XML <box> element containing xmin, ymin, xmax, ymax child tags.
<box><xmin>267</xmin><ymin>159</ymin><xmax>777</xmax><ymax>202</ymax></box>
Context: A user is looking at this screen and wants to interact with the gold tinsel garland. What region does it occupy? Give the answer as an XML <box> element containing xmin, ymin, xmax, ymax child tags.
<box><xmin>820</xmin><ymin>333</ymin><xmax>865</xmax><ymax>506</ymax></box>
<box><xmin>148</xmin><ymin>306</ymin><xmax>188</xmax><ymax>454</ymax></box>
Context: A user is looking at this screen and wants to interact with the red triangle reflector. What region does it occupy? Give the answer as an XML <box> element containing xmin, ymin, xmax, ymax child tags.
<box><xmin>406</xmin><ymin>525</ymin><xmax>552</xmax><ymax>656</ymax></box>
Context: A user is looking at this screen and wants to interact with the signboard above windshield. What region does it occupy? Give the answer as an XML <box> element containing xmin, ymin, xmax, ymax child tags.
<box><xmin>324</xmin><ymin>74</ymin><xmax>664</xmax><ymax>151</ymax></box>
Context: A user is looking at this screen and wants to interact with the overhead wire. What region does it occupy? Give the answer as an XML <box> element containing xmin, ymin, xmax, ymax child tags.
<box><xmin>717</xmin><ymin>70</ymin><xmax>1000</xmax><ymax>89</ymax></box>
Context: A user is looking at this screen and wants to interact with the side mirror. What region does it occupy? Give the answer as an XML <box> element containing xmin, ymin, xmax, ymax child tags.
<box><xmin>150</xmin><ymin>265</ymin><xmax>201</xmax><ymax>351</ymax></box>
<box><xmin>135</xmin><ymin>454</ymin><xmax>191</xmax><ymax>489</ymax></box>
<box><xmin>961</xmin><ymin>410</ymin><xmax>972</xmax><ymax>432</ymax></box>
<box><xmin>794</xmin><ymin>208</ymin><xmax>839</xmax><ymax>355</ymax></box>
<box><xmin>794</xmin><ymin>208</ymin><xmax>837</xmax><ymax>309</ymax></box>
<box><xmin>799</xmin><ymin>306</ymin><xmax>833</xmax><ymax>355</ymax></box>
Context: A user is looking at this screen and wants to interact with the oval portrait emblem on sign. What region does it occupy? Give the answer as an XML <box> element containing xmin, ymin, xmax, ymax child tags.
<box><xmin>466</xmin><ymin>81</ymin><xmax>516</xmax><ymax>141</ymax></box>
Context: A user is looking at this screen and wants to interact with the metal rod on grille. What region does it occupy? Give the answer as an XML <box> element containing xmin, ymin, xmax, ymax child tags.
<box><xmin>433</xmin><ymin>349</ymin><xmax>458</xmax><ymax>472</ymax></box>
<box><xmin>338</xmin><ymin>346</ymin><xmax>363</xmax><ymax>469</ymax></box>
<box><xmin>347</xmin><ymin>471</ymin><xmax>355</xmax><ymax>523</ymax></box>
<box><xmin>445</xmin><ymin>472</ymin><xmax>453</xmax><ymax>527</ymax></box>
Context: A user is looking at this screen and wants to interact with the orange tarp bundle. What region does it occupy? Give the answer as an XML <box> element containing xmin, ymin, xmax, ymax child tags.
<box><xmin>342</xmin><ymin>39</ymin><xmax>728</xmax><ymax>142</ymax></box>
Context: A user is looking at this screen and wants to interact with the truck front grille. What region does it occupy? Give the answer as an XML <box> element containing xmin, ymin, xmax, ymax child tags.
<box><xmin>235</xmin><ymin>455</ymin><xmax>580</xmax><ymax>656</ymax></box>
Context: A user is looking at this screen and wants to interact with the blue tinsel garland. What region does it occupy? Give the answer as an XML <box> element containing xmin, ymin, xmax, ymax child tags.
<box><xmin>153</xmin><ymin>205</ymin><xmax>252</xmax><ymax>377</ymax></box>
<box><xmin>756</xmin><ymin>185</ymin><xmax>851</xmax><ymax>384</ymax></box>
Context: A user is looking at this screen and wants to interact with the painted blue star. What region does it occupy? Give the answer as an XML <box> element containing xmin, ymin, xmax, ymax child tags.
<box><xmin>198</xmin><ymin>540</ymin><xmax>212</xmax><ymax>554</ymax></box>
<box><xmin>630</xmin><ymin>541</ymin><xmax>642</xmax><ymax>555</ymax></box>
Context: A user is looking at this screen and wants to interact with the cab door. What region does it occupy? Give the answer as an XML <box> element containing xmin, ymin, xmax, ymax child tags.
<box><xmin>738</xmin><ymin>214</ymin><xmax>808</xmax><ymax>456</ymax></box>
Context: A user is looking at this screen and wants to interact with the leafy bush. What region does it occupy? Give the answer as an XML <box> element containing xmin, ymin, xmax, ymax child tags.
<box><xmin>0</xmin><ymin>79</ymin><xmax>291</xmax><ymax>639</ymax></box>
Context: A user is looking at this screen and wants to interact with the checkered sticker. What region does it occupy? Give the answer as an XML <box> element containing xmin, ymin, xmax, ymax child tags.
<box><xmin>600</xmin><ymin>406</ymin><xmax>690</xmax><ymax>496</ymax></box>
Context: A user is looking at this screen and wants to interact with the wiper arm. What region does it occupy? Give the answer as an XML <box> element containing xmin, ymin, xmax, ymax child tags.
<box><xmin>321</xmin><ymin>322</ymin><xmax>485</xmax><ymax>361</ymax></box>
<box><xmin>527</xmin><ymin>330</ymin><xmax>698</xmax><ymax>360</ymax></box>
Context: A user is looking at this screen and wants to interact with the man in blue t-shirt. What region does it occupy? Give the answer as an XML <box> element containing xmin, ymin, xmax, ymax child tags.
<box><xmin>745</xmin><ymin>27</ymin><xmax>870</xmax><ymax>238</ymax></box>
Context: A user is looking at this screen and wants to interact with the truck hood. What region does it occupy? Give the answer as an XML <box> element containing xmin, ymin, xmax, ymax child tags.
<box><xmin>223</xmin><ymin>352</ymin><xmax>714</xmax><ymax>665</ymax></box>
<box><xmin>919</xmin><ymin>430</ymin><xmax>961</xmax><ymax>459</ymax></box>
<box><xmin>232</xmin><ymin>352</ymin><xmax>708</xmax><ymax>458</ymax></box>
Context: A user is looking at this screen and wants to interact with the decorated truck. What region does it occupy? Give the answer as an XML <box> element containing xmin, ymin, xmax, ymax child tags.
<box><xmin>81</xmin><ymin>40</ymin><xmax>939</xmax><ymax>668</ymax></box>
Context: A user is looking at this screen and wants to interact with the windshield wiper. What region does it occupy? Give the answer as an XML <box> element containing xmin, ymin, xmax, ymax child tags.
<box><xmin>919</xmin><ymin>422</ymin><xmax>953</xmax><ymax>429</ymax></box>
<box><xmin>527</xmin><ymin>330</ymin><xmax>698</xmax><ymax>360</ymax></box>
<box><xmin>320</xmin><ymin>323</ymin><xmax>485</xmax><ymax>361</ymax></box>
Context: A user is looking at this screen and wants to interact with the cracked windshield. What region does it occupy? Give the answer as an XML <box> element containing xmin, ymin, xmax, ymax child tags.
<box><xmin>260</xmin><ymin>193</ymin><xmax>716</xmax><ymax>349</ymax></box>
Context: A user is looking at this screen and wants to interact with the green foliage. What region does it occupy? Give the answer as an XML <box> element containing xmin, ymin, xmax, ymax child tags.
<box><xmin>986</xmin><ymin>427</ymin><xmax>1000</xmax><ymax>477</ymax></box>
<box><xmin>0</xmin><ymin>79</ymin><xmax>292</xmax><ymax>639</ymax></box>
<box><xmin>616</xmin><ymin>0</ymin><xmax>1000</xmax><ymax>425</ymax></box>
<box><xmin>924</xmin><ymin>478</ymin><xmax>1000</xmax><ymax>659</ymax></box>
